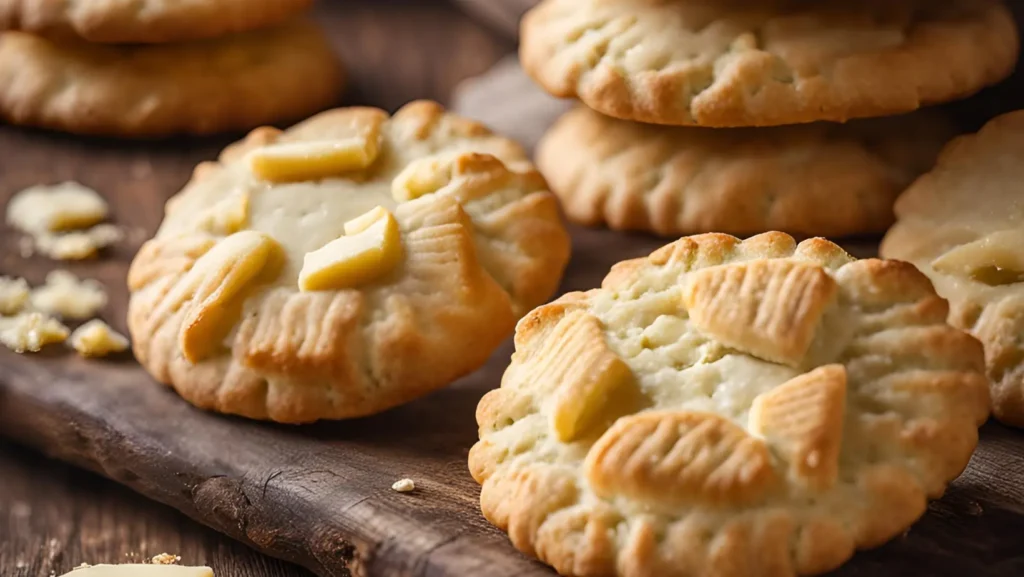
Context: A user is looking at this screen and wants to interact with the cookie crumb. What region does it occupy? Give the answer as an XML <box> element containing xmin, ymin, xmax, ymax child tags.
<box><xmin>31</xmin><ymin>270</ymin><xmax>107</xmax><ymax>320</ymax></box>
<box><xmin>150</xmin><ymin>553</ymin><xmax>180</xmax><ymax>565</ymax></box>
<box><xmin>36</xmin><ymin>224</ymin><xmax>124</xmax><ymax>260</ymax></box>
<box><xmin>68</xmin><ymin>319</ymin><xmax>129</xmax><ymax>358</ymax></box>
<box><xmin>6</xmin><ymin>182</ymin><xmax>108</xmax><ymax>234</ymax></box>
<box><xmin>0</xmin><ymin>312</ymin><xmax>69</xmax><ymax>352</ymax></box>
<box><xmin>391</xmin><ymin>478</ymin><xmax>415</xmax><ymax>493</ymax></box>
<box><xmin>73</xmin><ymin>563</ymin><xmax>91</xmax><ymax>571</ymax></box>
<box><xmin>0</xmin><ymin>276</ymin><xmax>30</xmax><ymax>315</ymax></box>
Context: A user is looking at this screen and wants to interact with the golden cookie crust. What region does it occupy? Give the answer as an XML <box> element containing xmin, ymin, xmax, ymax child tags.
<box><xmin>0</xmin><ymin>22</ymin><xmax>343</xmax><ymax>137</ymax></box>
<box><xmin>537</xmin><ymin>106</ymin><xmax>954</xmax><ymax>237</ymax></box>
<box><xmin>127</xmin><ymin>101</ymin><xmax>571</xmax><ymax>423</ymax></box>
<box><xmin>471</xmin><ymin>232</ymin><xmax>989</xmax><ymax>577</ymax></box>
<box><xmin>520</xmin><ymin>0</ymin><xmax>1018</xmax><ymax>127</ymax></box>
<box><xmin>0</xmin><ymin>0</ymin><xmax>314</xmax><ymax>44</ymax></box>
<box><xmin>882</xmin><ymin>109</ymin><xmax>1024</xmax><ymax>427</ymax></box>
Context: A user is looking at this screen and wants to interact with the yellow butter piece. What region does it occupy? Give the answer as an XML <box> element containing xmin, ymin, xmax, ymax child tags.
<box><xmin>249</xmin><ymin>138</ymin><xmax>381</xmax><ymax>183</ymax></box>
<box><xmin>299</xmin><ymin>206</ymin><xmax>403</xmax><ymax>291</ymax></box>
<box><xmin>391</xmin><ymin>157</ymin><xmax>453</xmax><ymax>202</ymax></box>
<box><xmin>197</xmin><ymin>190</ymin><xmax>250</xmax><ymax>235</ymax></box>
<box><xmin>69</xmin><ymin>319</ymin><xmax>130</xmax><ymax>358</ymax></box>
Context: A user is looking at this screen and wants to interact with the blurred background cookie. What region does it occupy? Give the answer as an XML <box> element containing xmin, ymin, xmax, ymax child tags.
<box><xmin>0</xmin><ymin>0</ymin><xmax>314</xmax><ymax>44</ymax></box>
<box><xmin>0</xmin><ymin>21</ymin><xmax>344</xmax><ymax>137</ymax></box>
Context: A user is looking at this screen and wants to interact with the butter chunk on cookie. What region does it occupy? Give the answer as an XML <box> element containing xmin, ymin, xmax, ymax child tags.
<box><xmin>750</xmin><ymin>364</ymin><xmax>847</xmax><ymax>490</ymax></box>
<box><xmin>930</xmin><ymin>229</ymin><xmax>1024</xmax><ymax>285</ymax></box>
<box><xmin>69</xmin><ymin>319</ymin><xmax>130</xmax><ymax>358</ymax></box>
<box><xmin>586</xmin><ymin>410</ymin><xmax>776</xmax><ymax>507</ymax></box>
<box><xmin>683</xmin><ymin>260</ymin><xmax>837</xmax><ymax>367</ymax></box>
<box><xmin>298</xmin><ymin>206</ymin><xmax>402</xmax><ymax>291</ymax></box>
<box><xmin>175</xmin><ymin>231</ymin><xmax>281</xmax><ymax>363</ymax></box>
<box><xmin>250</xmin><ymin>138</ymin><xmax>381</xmax><ymax>183</ymax></box>
<box><xmin>6</xmin><ymin>181</ymin><xmax>107</xmax><ymax>233</ymax></box>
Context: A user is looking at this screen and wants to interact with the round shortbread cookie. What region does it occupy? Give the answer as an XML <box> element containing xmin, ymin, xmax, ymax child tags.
<box><xmin>0</xmin><ymin>0</ymin><xmax>314</xmax><ymax>44</ymax></box>
<box><xmin>471</xmin><ymin>232</ymin><xmax>989</xmax><ymax>577</ymax></box>
<box><xmin>127</xmin><ymin>101</ymin><xmax>571</xmax><ymax>423</ymax></box>
<box><xmin>520</xmin><ymin>0</ymin><xmax>1018</xmax><ymax>127</ymax></box>
<box><xmin>0</xmin><ymin>22</ymin><xmax>343</xmax><ymax>137</ymax></box>
<box><xmin>882</xmin><ymin>109</ymin><xmax>1024</xmax><ymax>427</ymax></box>
<box><xmin>537</xmin><ymin>106</ymin><xmax>955</xmax><ymax>237</ymax></box>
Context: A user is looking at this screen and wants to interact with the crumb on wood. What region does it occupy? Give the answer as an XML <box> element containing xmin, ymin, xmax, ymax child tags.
<box><xmin>391</xmin><ymin>478</ymin><xmax>416</xmax><ymax>493</ymax></box>
<box><xmin>72</xmin><ymin>562</ymin><xmax>91</xmax><ymax>571</ymax></box>
<box><xmin>151</xmin><ymin>553</ymin><xmax>181</xmax><ymax>565</ymax></box>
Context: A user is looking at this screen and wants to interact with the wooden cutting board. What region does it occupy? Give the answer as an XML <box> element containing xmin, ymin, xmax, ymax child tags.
<box><xmin>4</xmin><ymin>62</ymin><xmax>1024</xmax><ymax>577</ymax></box>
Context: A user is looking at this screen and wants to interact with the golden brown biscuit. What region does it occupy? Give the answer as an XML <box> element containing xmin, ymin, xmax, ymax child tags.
<box><xmin>537</xmin><ymin>107</ymin><xmax>954</xmax><ymax>237</ymax></box>
<box><xmin>0</xmin><ymin>22</ymin><xmax>343</xmax><ymax>137</ymax></box>
<box><xmin>521</xmin><ymin>0</ymin><xmax>1018</xmax><ymax>127</ymax></box>
<box><xmin>0</xmin><ymin>0</ymin><xmax>314</xmax><ymax>44</ymax></box>
<box><xmin>882</xmin><ymin>109</ymin><xmax>1024</xmax><ymax>427</ymax></box>
<box><xmin>472</xmin><ymin>232</ymin><xmax>989</xmax><ymax>577</ymax></box>
<box><xmin>128</xmin><ymin>101</ymin><xmax>571</xmax><ymax>423</ymax></box>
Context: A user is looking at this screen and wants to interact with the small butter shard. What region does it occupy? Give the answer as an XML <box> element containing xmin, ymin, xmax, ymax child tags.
<box><xmin>197</xmin><ymin>191</ymin><xmax>250</xmax><ymax>235</ymax></box>
<box><xmin>249</xmin><ymin>138</ymin><xmax>381</xmax><ymax>183</ymax></box>
<box><xmin>0</xmin><ymin>312</ymin><xmax>69</xmax><ymax>353</ymax></box>
<box><xmin>931</xmin><ymin>229</ymin><xmax>1024</xmax><ymax>285</ymax></box>
<box><xmin>31</xmin><ymin>270</ymin><xmax>108</xmax><ymax>320</ymax></box>
<box><xmin>69</xmin><ymin>320</ymin><xmax>130</xmax><ymax>358</ymax></box>
<box><xmin>0</xmin><ymin>276</ymin><xmax>30</xmax><ymax>315</ymax></box>
<box><xmin>36</xmin><ymin>224</ymin><xmax>124</xmax><ymax>260</ymax></box>
<box><xmin>58</xmin><ymin>565</ymin><xmax>213</xmax><ymax>577</ymax></box>
<box><xmin>391</xmin><ymin>153</ymin><xmax>509</xmax><ymax>202</ymax></box>
<box><xmin>391</xmin><ymin>478</ymin><xmax>416</xmax><ymax>492</ymax></box>
<box><xmin>299</xmin><ymin>206</ymin><xmax>403</xmax><ymax>291</ymax></box>
<box><xmin>6</xmin><ymin>182</ymin><xmax>108</xmax><ymax>233</ymax></box>
<box><xmin>178</xmin><ymin>231</ymin><xmax>282</xmax><ymax>363</ymax></box>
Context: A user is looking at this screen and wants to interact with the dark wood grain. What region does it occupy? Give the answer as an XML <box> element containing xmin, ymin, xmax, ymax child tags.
<box><xmin>451</xmin><ymin>0</ymin><xmax>537</xmax><ymax>38</ymax></box>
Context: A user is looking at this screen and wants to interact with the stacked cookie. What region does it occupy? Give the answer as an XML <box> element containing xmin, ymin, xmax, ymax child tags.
<box><xmin>521</xmin><ymin>0</ymin><xmax>1019</xmax><ymax>238</ymax></box>
<box><xmin>0</xmin><ymin>0</ymin><xmax>343</xmax><ymax>137</ymax></box>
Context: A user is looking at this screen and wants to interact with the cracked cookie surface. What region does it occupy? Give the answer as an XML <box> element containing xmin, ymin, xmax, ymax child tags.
<box><xmin>128</xmin><ymin>101</ymin><xmax>570</xmax><ymax>423</ymax></box>
<box><xmin>537</xmin><ymin>106</ymin><xmax>954</xmax><ymax>237</ymax></box>
<box><xmin>0</xmin><ymin>0</ymin><xmax>314</xmax><ymax>44</ymax></box>
<box><xmin>882</xmin><ymin>109</ymin><xmax>1024</xmax><ymax>427</ymax></box>
<box><xmin>0</xmin><ymin>21</ymin><xmax>343</xmax><ymax>137</ymax></box>
<box><xmin>520</xmin><ymin>0</ymin><xmax>1018</xmax><ymax>126</ymax></box>
<box><xmin>471</xmin><ymin>231</ymin><xmax>989</xmax><ymax>577</ymax></box>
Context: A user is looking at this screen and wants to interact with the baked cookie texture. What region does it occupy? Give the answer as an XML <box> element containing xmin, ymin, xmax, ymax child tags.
<box><xmin>537</xmin><ymin>106</ymin><xmax>954</xmax><ymax>237</ymax></box>
<box><xmin>0</xmin><ymin>0</ymin><xmax>314</xmax><ymax>44</ymax></box>
<box><xmin>127</xmin><ymin>101</ymin><xmax>570</xmax><ymax>423</ymax></box>
<box><xmin>520</xmin><ymin>0</ymin><xmax>1018</xmax><ymax>127</ymax></box>
<box><xmin>0</xmin><ymin>21</ymin><xmax>343</xmax><ymax>137</ymax></box>
<box><xmin>471</xmin><ymin>232</ymin><xmax>989</xmax><ymax>577</ymax></box>
<box><xmin>882</xmin><ymin>110</ymin><xmax>1024</xmax><ymax>427</ymax></box>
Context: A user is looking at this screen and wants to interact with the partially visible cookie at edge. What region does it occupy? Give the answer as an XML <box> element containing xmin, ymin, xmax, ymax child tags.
<box><xmin>520</xmin><ymin>0</ymin><xmax>1018</xmax><ymax>127</ymax></box>
<box><xmin>0</xmin><ymin>21</ymin><xmax>344</xmax><ymax>137</ymax></box>
<box><xmin>882</xmin><ymin>109</ymin><xmax>1024</xmax><ymax>427</ymax></box>
<box><xmin>472</xmin><ymin>231</ymin><xmax>989</xmax><ymax>577</ymax></box>
<box><xmin>127</xmin><ymin>100</ymin><xmax>571</xmax><ymax>423</ymax></box>
<box><xmin>0</xmin><ymin>0</ymin><xmax>314</xmax><ymax>44</ymax></box>
<box><xmin>537</xmin><ymin>106</ymin><xmax>956</xmax><ymax>237</ymax></box>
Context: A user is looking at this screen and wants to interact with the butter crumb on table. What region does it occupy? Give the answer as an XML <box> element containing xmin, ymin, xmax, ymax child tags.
<box><xmin>30</xmin><ymin>270</ymin><xmax>108</xmax><ymax>320</ymax></box>
<box><xmin>0</xmin><ymin>312</ymin><xmax>69</xmax><ymax>352</ymax></box>
<box><xmin>68</xmin><ymin>320</ymin><xmax>129</xmax><ymax>358</ymax></box>
<box><xmin>36</xmin><ymin>224</ymin><xmax>125</xmax><ymax>260</ymax></box>
<box><xmin>391</xmin><ymin>478</ymin><xmax>416</xmax><ymax>493</ymax></box>
<box><xmin>150</xmin><ymin>553</ymin><xmax>181</xmax><ymax>565</ymax></box>
<box><xmin>6</xmin><ymin>181</ymin><xmax>108</xmax><ymax>234</ymax></box>
<box><xmin>0</xmin><ymin>275</ymin><xmax>30</xmax><ymax>315</ymax></box>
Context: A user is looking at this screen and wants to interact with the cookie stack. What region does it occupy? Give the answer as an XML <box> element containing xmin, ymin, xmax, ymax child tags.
<box><xmin>0</xmin><ymin>0</ymin><xmax>344</xmax><ymax>137</ymax></box>
<box><xmin>521</xmin><ymin>0</ymin><xmax>1019</xmax><ymax>239</ymax></box>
